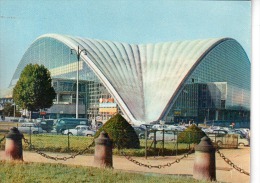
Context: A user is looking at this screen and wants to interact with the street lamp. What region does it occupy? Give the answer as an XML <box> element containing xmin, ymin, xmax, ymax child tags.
<box><xmin>70</xmin><ymin>46</ymin><xmax>87</xmax><ymax>119</ymax></box>
<box><xmin>13</xmin><ymin>103</ymin><xmax>16</xmax><ymax>118</ymax></box>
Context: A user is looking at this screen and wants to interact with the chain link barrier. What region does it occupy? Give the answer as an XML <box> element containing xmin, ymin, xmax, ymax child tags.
<box><xmin>0</xmin><ymin>136</ymin><xmax>5</xmax><ymax>143</ymax></box>
<box><xmin>216</xmin><ymin>147</ymin><xmax>250</xmax><ymax>176</ymax></box>
<box><xmin>22</xmin><ymin>136</ymin><xmax>95</xmax><ymax>161</ymax></box>
<box><xmin>18</xmin><ymin>131</ymin><xmax>248</xmax><ymax>176</ymax></box>
<box><xmin>120</xmin><ymin>147</ymin><xmax>195</xmax><ymax>169</ymax></box>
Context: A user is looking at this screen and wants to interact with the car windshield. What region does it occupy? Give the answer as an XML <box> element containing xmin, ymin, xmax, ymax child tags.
<box><xmin>22</xmin><ymin>123</ymin><xmax>35</xmax><ymax>127</ymax></box>
<box><xmin>58</xmin><ymin>120</ymin><xmax>65</xmax><ymax>124</ymax></box>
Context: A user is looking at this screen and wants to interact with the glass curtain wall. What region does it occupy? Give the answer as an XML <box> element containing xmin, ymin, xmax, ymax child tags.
<box><xmin>11</xmin><ymin>37</ymin><xmax>119</xmax><ymax>120</ymax></box>
<box><xmin>165</xmin><ymin>39</ymin><xmax>250</xmax><ymax>127</ymax></box>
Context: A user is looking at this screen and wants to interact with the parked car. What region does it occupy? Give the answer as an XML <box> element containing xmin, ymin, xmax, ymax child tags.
<box><xmin>229</xmin><ymin>129</ymin><xmax>247</xmax><ymax>138</ymax></box>
<box><xmin>18</xmin><ymin>122</ymin><xmax>43</xmax><ymax>134</ymax></box>
<box><xmin>93</xmin><ymin>121</ymin><xmax>103</xmax><ymax>130</ymax></box>
<box><xmin>200</xmin><ymin>127</ymin><xmax>213</xmax><ymax>133</ymax></box>
<box><xmin>148</xmin><ymin>130</ymin><xmax>178</xmax><ymax>141</ymax></box>
<box><xmin>133</xmin><ymin>126</ymin><xmax>147</xmax><ymax>139</ymax></box>
<box><xmin>10</xmin><ymin>118</ymin><xmax>19</xmax><ymax>122</ymax></box>
<box><xmin>152</xmin><ymin>124</ymin><xmax>169</xmax><ymax>130</ymax></box>
<box><xmin>55</xmin><ymin>118</ymin><xmax>89</xmax><ymax>133</ymax></box>
<box><xmin>18</xmin><ymin>117</ymin><xmax>26</xmax><ymax>123</ymax></box>
<box><xmin>40</xmin><ymin>119</ymin><xmax>54</xmax><ymax>133</ymax></box>
<box><xmin>207</xmin><ymin>132</ymin><xmax>246</xmax><ymax>148</ymax></box>
<box><xmin>212</xmin><ymin>129</ymin><xmax>228</xmax><ymax>135</ymax></box>
<box><xmin>168</xmin><ymin>125</ymin><xmax>186</xmax><ymax>131</ymax></box>
<box><xmin>237</xmin><ymin>135</ymin><xmax>249</xmax><ymax>146</ymax></box>
<box><xmin>139</xmin><ymin>124</ymin><xmax>153</xmax><ymax>130</ymax></box>
<box><xmin>63</xmin><ymin>125</ymin><xmax>96</xmax><ymax>136</ymax></box>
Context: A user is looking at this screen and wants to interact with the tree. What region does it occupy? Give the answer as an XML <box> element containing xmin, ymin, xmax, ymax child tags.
<box><xmin>95</xmin><ymin>114</ymin><xmax>140</xmax><ymax>149</ymax></box>
<box><xmin>3</xmin><ymin>103</ymin><xmax>13</xmax><ymax>117</ymax></box>
<box><xmin>3</xmin><ymin>103</ymin><xmax>21</xmax><ymax>117</ymax></box>
<box><xmin>177</xmin><ymin>124</ymin><xmax>206</xmax><ymax>144</ymax></box>
<box><xmin>13</xmin><ymin>64</ymin><xmax>56</xmax><ymax>116</ymax></box>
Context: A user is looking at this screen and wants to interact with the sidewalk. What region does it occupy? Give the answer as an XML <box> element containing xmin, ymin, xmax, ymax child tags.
<box><xmin>0</xmin><ymin>147</ymin><xmax>250</xmax><ymax>183</ymax></box>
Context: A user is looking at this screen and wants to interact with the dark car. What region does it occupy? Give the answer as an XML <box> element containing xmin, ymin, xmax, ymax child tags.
<box><xmin>212</xmin><ymin>129</ymin><xmax>228</xmax><ymax>135</ymax></box>
<box><xmin>139</xmin><ymin>124</ymin><xmax>153</xmax><ymax>130</ymax></box>
<box><xmin>55</xmin><ymin>118</ymin><xmax>89</xmax><ymax>133</ymax></box>
<box><xmin>40</xmin><ymin>119</ymin><xmax>54</xmax><ymax>132</ymax></box>
<box><xmin>133</xmin><ymin>126</ymin><xmax>149</xmax><ymax>139</ymax></box>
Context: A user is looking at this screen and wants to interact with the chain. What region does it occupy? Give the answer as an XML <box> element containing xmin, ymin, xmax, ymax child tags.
<box><xmin>216</xmin><ymin>148</ymin><xmax>250</xmax><ymax>176</ymax></box>
<box><xmin>22</xmin><ymin>137</ymin><xmax>95</xmax><ymax>161</ymax></box>
<box><xmin>0</xmin><ymin>136</ymin><xmax>5</xmax><ymax>143</ymax></box>
<box><xmin>120</xmin><ymin>147</ymin><xmax>194</xmax><ymax>169</ymax></box>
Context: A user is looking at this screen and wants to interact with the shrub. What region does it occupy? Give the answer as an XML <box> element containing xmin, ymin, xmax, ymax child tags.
<box><xmin>95</xmin><ymin>114</ymin><xmax>140</xmax><ymax>149</ymax></box>
<box><xmin>177</xmin><ymin>124</ymin><xmax>206</xmax><ymax>144</ymax></box>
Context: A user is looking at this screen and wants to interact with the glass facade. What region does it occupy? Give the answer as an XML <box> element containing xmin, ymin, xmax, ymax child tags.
<box><xmin>11</xmin><ymin>37</ymin><xmax>119</xmax><ymax>121</ymax></box>
<box><xmin>164</xmin><ymin>39</ymin><xmax>250</xmax><ymax>127</ymax></box>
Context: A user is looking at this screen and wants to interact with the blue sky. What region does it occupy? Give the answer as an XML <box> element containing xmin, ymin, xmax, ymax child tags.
<box><xmin>0</xmin><ymin>0</ymin><xmax>252</xmax><ymax>92</ymax></box>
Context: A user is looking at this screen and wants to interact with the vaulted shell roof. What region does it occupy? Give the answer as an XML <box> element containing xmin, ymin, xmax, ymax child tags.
<box><xmin>32</xmin><ymin>34</ymin><xmax>230</xmax><ymax>124</ymax></box>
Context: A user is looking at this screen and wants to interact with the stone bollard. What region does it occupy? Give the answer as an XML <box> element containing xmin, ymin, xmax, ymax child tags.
<box><xmin>193</xmin><ymin>136</ymin><xmax>216</xmax><ymax>181</ymax></box>
<box><xmin>93</xmin><ymin>131</ymin><xmax>113</xmax><ymax>168</ymax></box>
<box><xmin>5</xmin><ymin>127</ymin><xmax>24</xmax><ymax>161</ymax></box>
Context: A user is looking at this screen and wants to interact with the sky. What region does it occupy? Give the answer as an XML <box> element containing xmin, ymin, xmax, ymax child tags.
<box><xmin>0</xmin><ymin>0</ymin><xmax>252</xmax><ymax>94</ymax></box>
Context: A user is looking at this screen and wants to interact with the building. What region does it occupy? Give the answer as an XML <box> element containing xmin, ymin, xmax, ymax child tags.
<box><xmin>9</xmin><ymin>34</ymin><xmax>250</xmax><ymax>126</ymax></box>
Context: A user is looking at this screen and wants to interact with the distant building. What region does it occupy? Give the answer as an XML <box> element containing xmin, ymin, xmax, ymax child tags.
<box><xmin>9</xmin><ymin>34</ymin><xmax>250</xmax><ymax>126</ymax></box>
<box><xmin>0</xmin><ymin>97</ymin><xmax>13</xmax><ymax>116</ymax></box>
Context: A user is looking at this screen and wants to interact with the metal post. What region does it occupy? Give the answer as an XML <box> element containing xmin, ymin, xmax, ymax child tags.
<box><xmin>68</xmin><ymin>129</ymin><xmax>70</xmax><ymax>151</ymax></box>
<box><xmin>189</xmin><ymin>131</ymin><xmax>191</xmax><ymax>149</ymax></box>
<box><xmin>145</xmin><ymin>129</ymin><xmax>147</xmax><ymax>159</ymax></box>
<box><xmin>29</xmin><ymin>126</ymin><xmax>32</xmax><ymax>150</ymax></box>
<box><xmin>71</xmin><ymin>46</ymin><xmax>87</xmax><ymax>119</ymax></box>
<box><xmin>13</xmin><ymin>104</ymin><xmax>15</xmax><ymax>118</ymax></box>
<box><xmin>176</xmin><ymin>131</ymin><xmax>178</xmax><ymax>156</ymax></box>
<box><xmin>162</xmin><ymin>129</ymin><xmax>165</xmax><ymax>156</ymax></box>
<box><xmin>153</xmin><ymin>130</ymin><xmax>156</xmax><ymax>150</ymax></box>
<box><xmin>76</xmin><ymin>46</ymin><xmax>79</xmax><ymax>119</ymax></box>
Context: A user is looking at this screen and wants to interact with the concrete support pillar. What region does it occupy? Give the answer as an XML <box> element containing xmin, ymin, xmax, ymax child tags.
<box><xmin>5</xmin><ymin>127</ymin><xmax>24</xmax><ymax>161</ymax></box>
<box><xmin>93</xmin><ymin>131</ymin><xmax>113</xmax><ymax>168</ymax></box>
<box><xmin>193</xmin><ymin>136</ymin><xmax>216</xmax><ymax>181</ymax></box>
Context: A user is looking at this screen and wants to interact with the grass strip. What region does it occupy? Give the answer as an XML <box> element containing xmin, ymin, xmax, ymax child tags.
<box><xmin>0</xmin><ymin>160</ymin><xmax>210</xmax><ymax>183</ymax></box>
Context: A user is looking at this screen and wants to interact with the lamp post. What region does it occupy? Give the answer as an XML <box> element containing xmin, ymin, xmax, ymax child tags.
<box><xmin>13</xmin><ymin>103</ymin><xmax>15</xmax><ymax>118</ymax></box>
<box><xmin>70</xmin><ymin>46</ymin><xmax>87</xmax><ymax>119</ymax></box>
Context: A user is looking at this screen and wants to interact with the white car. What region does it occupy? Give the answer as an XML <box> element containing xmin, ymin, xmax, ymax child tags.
<box><xmin>18</xmin><ymin>122</ymin><xmax>43</xmax><ymax>134</ymax></box>
<box><xmin>63</xmin><ymin>125</ymin><xmax>96</xmax><ymax>136</ymax></box>
<box><xmin>148</xmin><ymin>130</ymin><xmax>178</xmax><ymax>141</ymax></box>
<box><xmin>238</xmin><ymin>135</ymin><xmax>250</xmax><ymax>146</ymax></box>
<box><xmin>168</xmin><ymin>125</ymin><xmax>186</xmax><ymax>131</ymax></box>
<box><xmin>152</xmin><ymin>124</ymin><xmax>169</xmax><ymax>130</ymax></box>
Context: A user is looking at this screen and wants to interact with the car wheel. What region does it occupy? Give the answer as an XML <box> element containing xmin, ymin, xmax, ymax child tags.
<box><xmin>239</xmin><ymin>143</ymin><xmax>245</xmax><ymax>146</ymax></box>
<box><xmin>87</xmin><ymin>134</ymin><xmax>92</xmax><ymax>137</ymax></box>
<box><xmin>139</xmin><ymin>134</ymin><xmax>145</xmax><ymax>139</ymax></box>
<box><xmin>33</xmin><ymin>131</ymin><xmax>38</xmax><ymax>134</ymax></box>
<box><xmin>217</xmin><ymin>140</ymin><xmax>223</xmax><ymax>147</ymax></box>
<box><xmin>68</xmin><ymin>132</ymin><xmax>73</xmax><ymax>136</ymax></box>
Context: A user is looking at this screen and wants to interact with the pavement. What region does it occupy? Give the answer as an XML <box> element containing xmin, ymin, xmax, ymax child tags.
<box><xmin>0</xmin><ymin>147</ymin><xmax>250</xmax><ymax>183</ymax></box>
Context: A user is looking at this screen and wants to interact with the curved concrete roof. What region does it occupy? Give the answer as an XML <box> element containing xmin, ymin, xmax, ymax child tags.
<box><xmin>24</xmin><ymin>34</ymin><xmax>235</xmax><ymax>124</ymax></box>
